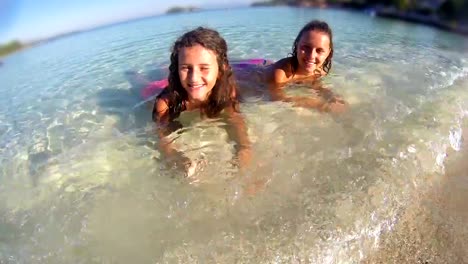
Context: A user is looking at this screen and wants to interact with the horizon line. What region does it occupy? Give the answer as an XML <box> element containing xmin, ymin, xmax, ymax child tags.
<box><xmin>1</xmin><ymin>4</ymin><xmax>253</xmax><ymax>45</ymax></box>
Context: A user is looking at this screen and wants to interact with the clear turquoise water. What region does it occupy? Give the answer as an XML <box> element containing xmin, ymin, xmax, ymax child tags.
<box><xmin>1</xmin><ymin>6</ymin><xmax>468</xmax><ymax>263</ymax></box>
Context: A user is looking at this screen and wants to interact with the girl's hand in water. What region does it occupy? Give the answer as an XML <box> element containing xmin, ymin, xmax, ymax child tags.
<box><xmin>322</xmin><ymin>96</ymin><xmax>348</xmax><ymax>113</ymax></box>
<box><xmin>166</xmin><ymin>151</ymin><xmax>201</xmax><ymax>179</ymax></box>
<box><xmin>185</xmin><ymin>155</ymin><xmax>208</xmax><ymax>182</ymax></box>
<box><xmin>185</xmin><ymin>160</ymin><xmax>198</xmax><ymax>178</ymax></box>
<box><xmin>224</xmin><ymin>105</ymin><xmax>252</xmax><ymax>170</ymax></box>
<box><xmin>244</xmin><ymin>177</ymin><xmax>268</xmax><ymax>196</ymax></box>
<box><xmin>310</xmin><ymin>87</ymin><xmax>348</xmax><ymax>113</ymax></box>
<box><xmin>242</xmin><ymin>165</ymin><xmax>270</xmax><ymax>196</ymax></box>
<box><xmin>237</xmin><ymin>154</ymin><xmax>270</xmax><ymax>196</ymax></box>
<box><xmin>293</xmin><ymin>96</ymin><xmax>323</xmax><ymax>108</ymax></box>
<box><xmin>237</xmin><ymin>147</ymin><xmax>252</xmax><ymax>169</ymax></box>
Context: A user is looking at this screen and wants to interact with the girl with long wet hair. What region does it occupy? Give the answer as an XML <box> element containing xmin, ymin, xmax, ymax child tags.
<box><xmin>264</xmin><ymin>20</ymin><xmax>346</xmax><ymax>113</ymax></box>
<box><xmin>153</xmin><ymin>27</ymin><xmax>251</xmax><ymax>177</ymax></box>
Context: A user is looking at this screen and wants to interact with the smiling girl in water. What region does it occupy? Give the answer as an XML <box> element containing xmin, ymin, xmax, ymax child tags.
<box><xmin>269</xmin><ymin>20</ymin><xmax>334</xmax><ymax>83</ymax></box>
<box><xmin>264</xmin><ymin>20</ymin><xmax>346</xmax><ymax>112</ymax></box>
<box><xmin>153</xmin><ymin>27</ymin><xmax>251</xmax><ymax>177</ymax></box>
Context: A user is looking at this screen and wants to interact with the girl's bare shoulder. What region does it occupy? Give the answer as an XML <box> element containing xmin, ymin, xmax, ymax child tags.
<box><xmin>273</xmin><ymin>57</ymin><xmax>294</xmax><ymax>72</ymax></box>
<box><xmin>153</xmin><ymin>95</ymin><xmax>170</xmax><ymax>121</ymax></box>
<box><xmin>269</xmin><ymin>57</ymin><xmax>294</xmax><ymax>84</ymax></box>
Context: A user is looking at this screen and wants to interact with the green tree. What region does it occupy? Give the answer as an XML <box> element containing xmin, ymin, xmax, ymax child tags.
<box><xmin>0</xmin><ymin>40</ymin><xmax>23</xmax><ymax>57</ymax></box>
<box><xmin>393</xmin><ymin>0</ymin><xmax>414</xmax><ymax>11</ymax></box>
<box><xmin>439</xmin><ymin>0</ymin><xmax>468</xmax><ymax>21</ymax></box>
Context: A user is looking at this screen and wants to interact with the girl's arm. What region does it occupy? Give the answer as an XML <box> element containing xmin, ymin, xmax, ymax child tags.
<box><xmin>153</xmin><ymin>98</ymin><xmax>192</xmax><ymax>173</ymax></box>
<box><xmin>265</xmin><ymin>59</ymin><xmax>347</xmax><ymax>113</ymax></box>
<box><xmin>225</xmin><ymin>105</ymin><xmax>270</xmax><ymax>196</ymax></box>
<box><xmin>313</xmin><ymin>86</ymin><xmax>348</xmax><ymax>113</ymax></box>
<box><xmin>268</xmin><ymin>82</ymin><xmax>324</xmax><ymax>109</ymax></box>
<box><xmin>224</xmin><ymin>105</ymin><xmax>252</xmax><ymax>169</ymax></box>
<box><xmin>268</xmin><ymin>82</ymin><xmax>347</xmax><ymax>113</ymax></box>
<box><xmin>267</xmin><ymin>59</ymin><xmax>325</xmax><ymax>108</ymax></box>
<box><xmin>268</xmin><ymin>58</ymin><xmax>293</xmax><ymax>84</ymax></box>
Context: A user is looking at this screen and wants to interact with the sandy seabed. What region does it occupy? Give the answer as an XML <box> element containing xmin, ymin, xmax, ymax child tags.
<box><xmin>364</xmin><ymin>123</ymin><xmax>468</xmax><ymax>264</ymax></box>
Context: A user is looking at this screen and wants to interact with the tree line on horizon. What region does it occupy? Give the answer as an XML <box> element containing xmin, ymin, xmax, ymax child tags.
<box><xmin>253</xmin><ymin>0</ymin><xmax>468</xmax><ymax>22</ymax></box>
<box><xmin>1</xmin><ymin>0</ymin><xmax>466</xmax><ymax>54</ymax></box>
<box><xmin>0</xmin><ymin>40</ymin><xmax>23</xmax><ymax>57</ymax></box>
<box><xmin>166</xmin><ymin>6</ymin><xmax>200</xmax><ymax>14</ymax></box>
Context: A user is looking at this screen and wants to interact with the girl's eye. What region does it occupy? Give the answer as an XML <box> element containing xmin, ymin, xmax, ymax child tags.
<box><xmin>317</xmin><ymin>49</ymin><xmax>324</xmax><ymax>54</ymax></box>
<box><xmin>200</xmin><ymin>67</ymin><xmax>210</xmax><ymax>71</ymax></box>
<box><xmin>301</xmin><ymin>45</ymin><xmax>311</xmax><ymax>53</ymax></box>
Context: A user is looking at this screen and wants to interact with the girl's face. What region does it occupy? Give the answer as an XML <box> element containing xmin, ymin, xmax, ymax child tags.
<box><xmin>296</xmin><ymin>30</ymin><xmax>331</xmax><ymax>75</ymax></box>
<box><xmin>178</xmin><ymin>44</ymin><xmax>219</xmax><ymax>102</ymax></box>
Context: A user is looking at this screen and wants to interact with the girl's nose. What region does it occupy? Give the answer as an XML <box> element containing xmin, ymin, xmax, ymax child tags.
<box><xmin>189</xmin><ymin>68</ymin><xmax>200</xmax><ymax>82</ymax></box>
<box><xmin>311</xmin><ymin>49</ymin><xmax>318</xmax><ymax>59</ymax></box>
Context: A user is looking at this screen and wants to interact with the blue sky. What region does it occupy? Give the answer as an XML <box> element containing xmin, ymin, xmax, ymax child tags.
<box><xmin>0</xmin><ymin>0</ymin><xmax>254</xmax><ymax>43</ymax></box>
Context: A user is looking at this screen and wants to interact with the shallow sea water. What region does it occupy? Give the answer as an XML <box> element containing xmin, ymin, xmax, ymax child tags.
<box><xmin>0</xmin><ymin>7</ymin><xmax>468</xmax><ymax>263</ymax></box>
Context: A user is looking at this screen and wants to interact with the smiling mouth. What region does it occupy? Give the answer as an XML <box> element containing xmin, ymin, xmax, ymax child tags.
<box><xmin>305</xmin><ymin>60</ymin><xmax>316</xmax><ymax>66</ymax></box>
<box><xmin>189</xmin><ymin>84</ymin><xmax>205</xmax><ymax>91</ymax></box>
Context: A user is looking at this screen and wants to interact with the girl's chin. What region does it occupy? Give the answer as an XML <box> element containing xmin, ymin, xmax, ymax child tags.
<box><xmin>188</xmin><ymin>92</ymin><xmax>208</xmax><ymax>102</ymax></box>
<box><xmin>299</xmin><ymin>63</ymin><xmax>315</xmax><ymax>72</ymax></box>
<box><xmin>301</xmin><ymin>64</ymin><xmax>322</xmax><ymax>75</ymax></box>
<box><xmin>302</xmin><ymin>67</ymin><xmax>317</xmax><ymax>75</ymax></box>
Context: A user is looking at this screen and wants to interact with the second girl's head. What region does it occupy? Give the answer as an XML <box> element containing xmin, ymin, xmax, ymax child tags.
<box><xmin>164</xmin><ymin>27</ymin><xmax>237</xmax><ymax>118</ymax></box>
<box><xmin>291</xmin><ymin>20</ymin><xmax>333</xmax><ymax>76</ymax></box>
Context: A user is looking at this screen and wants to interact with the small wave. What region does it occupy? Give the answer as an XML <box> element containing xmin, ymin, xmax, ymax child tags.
<box><xmin>431</xmin><ymin>65</ymin><xmax>468</xmax><ymax>91</ymax></box>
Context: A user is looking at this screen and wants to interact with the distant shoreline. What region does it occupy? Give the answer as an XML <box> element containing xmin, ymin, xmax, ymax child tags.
<box><xmin>165</xmin><ymin>6</ymin><xmax>200</xmax><ymax>15</ymax></box>
<box><xmin>0</xmin><ymin>6</ymin><xmax>207</xmax><ymax>56</ymax></box>
<box><xmin>375</xmin><ymin>8</ymin><xmax>468</xmax><ymax>36</ymax></box>
<box><xmin>0</xmin><ymin>41</ymin><xmax>32</xmax><ymax>59</ymax></box>
<box><xmin>251</xmin><ymin>2</ymin><xmax>468</xmax><ymax>36</ymax></box>
<box><xmin>2</xmin><ymin>4</ymin><xmax>466</xmax><ymax>59</ymax></box>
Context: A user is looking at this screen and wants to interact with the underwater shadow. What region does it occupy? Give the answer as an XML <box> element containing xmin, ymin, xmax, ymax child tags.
<box><xmin>95</xmin><ymin>87</ymin><xmax>151</xmax><ymax>131</ymax></box>
<box><xmin>95</xmin><ymin>68</ymin><xmax>167</xmax><ymax>132</ymax></box>
<box><xmin>25</xmin><ymin>68</ymin><xmax>168</xmax><ymax>186</ymax></box>
<box><xmin>95</xmin><ymin>66</ymin><xmax>170</xmax><ymax>131</ymax></box>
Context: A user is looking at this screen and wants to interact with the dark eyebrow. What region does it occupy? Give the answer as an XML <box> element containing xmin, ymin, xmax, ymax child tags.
<box><xmin>179</xmin><ymin>63</ymin><xmax>212</xmax><ymax>66</ymax></box>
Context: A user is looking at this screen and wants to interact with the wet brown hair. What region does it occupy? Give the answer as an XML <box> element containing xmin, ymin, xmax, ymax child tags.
<box><xmin>290</xmin><ymin>20</ymin><xmax>334</xmax><ymax>75</ymax></box>
<box><xmin>154</xmin><ymin>27</ymin><xmax>238</xmax><ymax>121</ymax></box>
